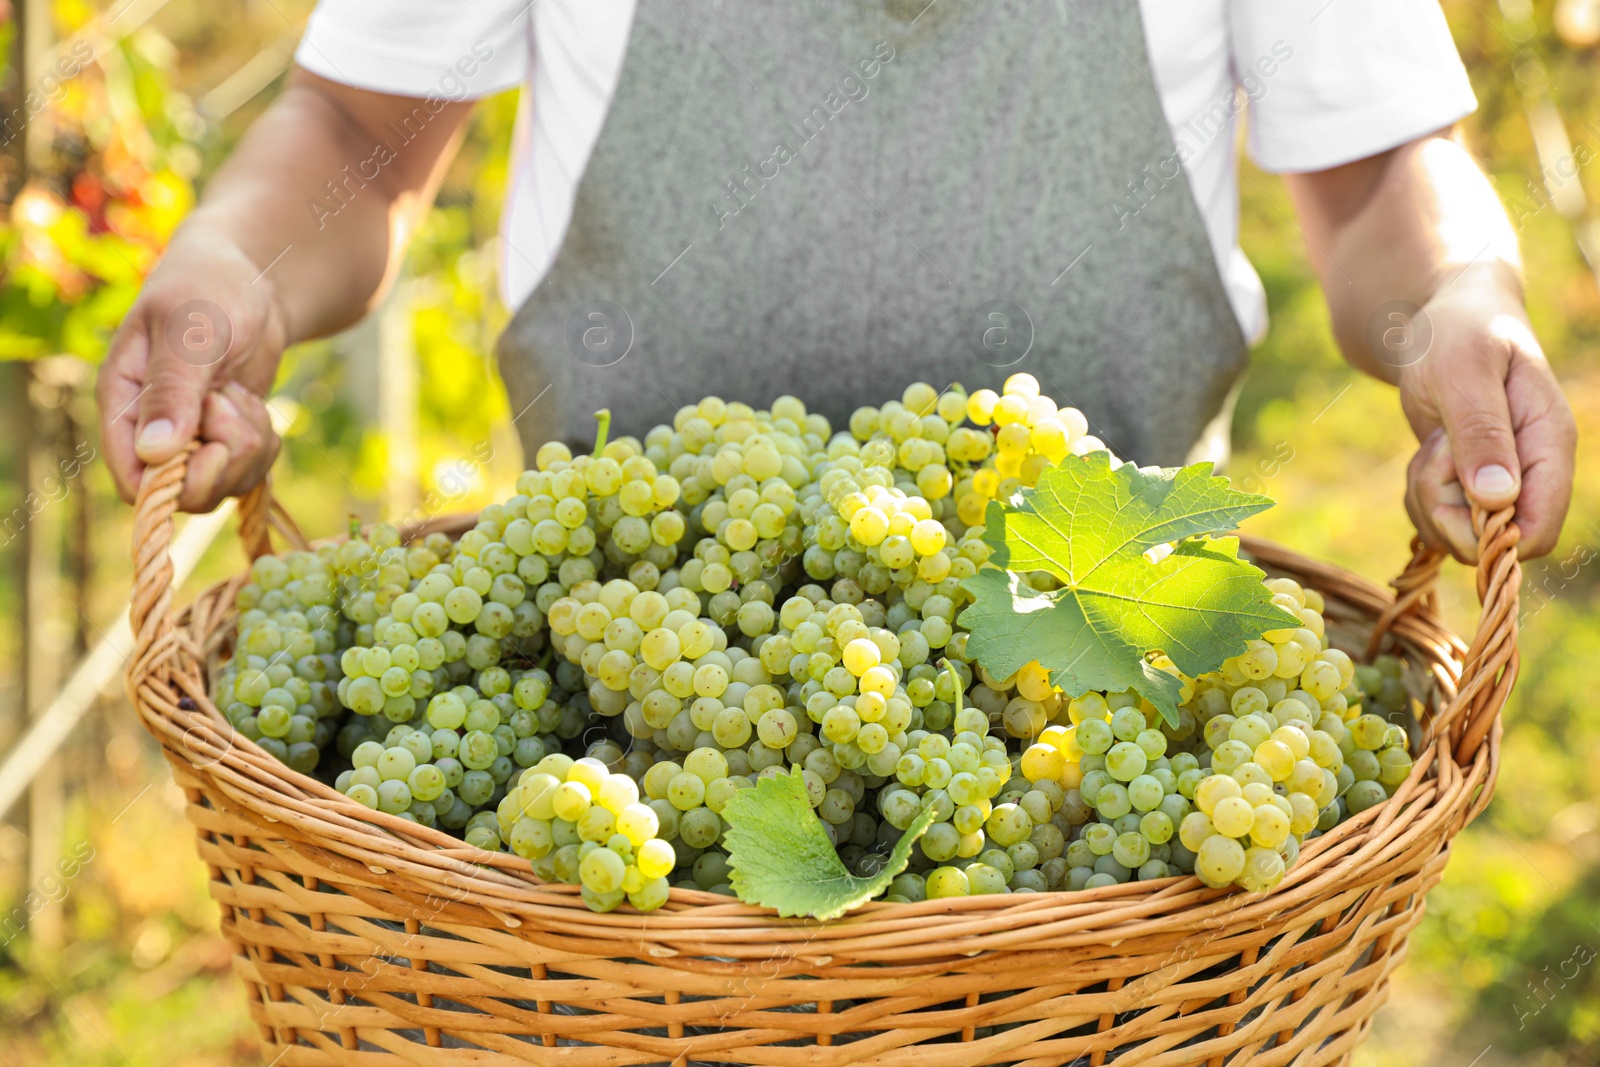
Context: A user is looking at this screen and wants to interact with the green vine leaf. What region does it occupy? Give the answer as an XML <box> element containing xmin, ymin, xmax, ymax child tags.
<box><xmin>722</xmin><ymin>767</ymin><xmax>937</xmax><ymax>920</ymax></box>
<box><xmin>958</xmin><ymin>452</ymin><xmax>1300</xmax><ymax>725</ymax></box>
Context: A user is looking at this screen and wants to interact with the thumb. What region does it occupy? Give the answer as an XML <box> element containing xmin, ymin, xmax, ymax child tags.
<box><xmin>1437</xmin><ymin>356</ymin><xmax>1521</xmax><ymax>511</ymax></box>
<box><xmin>134</xmin><ymin>300</ymin><xmax>233</xmax><ymax>466</ymax></box>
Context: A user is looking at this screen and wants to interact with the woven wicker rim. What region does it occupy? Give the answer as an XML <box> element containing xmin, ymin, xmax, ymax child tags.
<box><xmin>127</xmin><ymin>449</ymin><xmax>1520</xmax><ymax>962</ymax></box>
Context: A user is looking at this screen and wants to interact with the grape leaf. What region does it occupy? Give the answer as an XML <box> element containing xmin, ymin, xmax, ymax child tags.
<box><xmin>958</xmin><ymin>452</ymin><xmax>1301</xmax><ymax>726</ymax></box>
<box><xmin>722</xmin><ymin>766</ymin><xmax>938</xmax><ymax>920</ymax></box>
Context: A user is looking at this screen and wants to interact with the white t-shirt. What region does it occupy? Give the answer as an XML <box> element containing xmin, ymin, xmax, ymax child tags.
<box><xmin>296</xmin><ymin>0</ymin><xmax>1476</xmax><ymax>345</ymax></box>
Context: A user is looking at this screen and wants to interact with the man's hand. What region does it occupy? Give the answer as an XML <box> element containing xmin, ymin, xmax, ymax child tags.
<box><xmin>1286</xmin><ymin>131</ymin><xmax>1576</xmax><ymax>561</ymax></box>
<box><xmin>1397</xmin><ymin>271</ymin><xmax>1575</xmax><ymax>562</ymax></box>
<box><xmin>93</xmin><ymin>70</ymin><xmax>473</xmax><ymax>512</ymax></box>
<box><xmin>97</xmin><ymin>237</ymin><xmax>288</xmax><ymax>512</ymax></box>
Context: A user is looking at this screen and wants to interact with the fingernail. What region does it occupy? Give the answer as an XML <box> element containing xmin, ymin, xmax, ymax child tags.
<box><xmin>1474</xmin><ymin>464</ymin><xmax>1515</xmax><ymax>495</ymax></box>
<box><xmin>214</xmin><ymin>391</ymin><xmax>239</xmax><ymax>417</ymax></box>
<box><xmin>138</xmin><ymin>419</ymin><xmax>174</xmax><ymax>450</ymax></box>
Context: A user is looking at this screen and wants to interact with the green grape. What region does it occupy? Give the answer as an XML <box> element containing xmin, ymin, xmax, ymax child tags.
<box><xmin>1094</xmin><ymin>783</ymin><xmax>1131</xmax><ymax>820</ymax></box>
<box><xmin>346</xmin><ymin>783</ymin><xmax>379</xmax><ymax>809</ymax></box>
<box><xmin>580</xmin><ymin>847</ymin><xmax>627</xmax><ymax>894</ymax></box>
<box><xmin>1377</xmin><ymin>747</ymin><xmax>1413</xmax><ymax>788</ymax></box>
<box><xmin>820</xmin><ymin>789</ymin><xmax>855</xmax><ymax>825</ymax></box>
<box><xmin>880</xmin><ymin>788</ymin><xmax>923</xmax><ymax>830</ymax></box>
<box><xmin>1103</xmin><ymin>740</ymin><xmax>1148</xmax><ymax>782</ymax></box>
<box><xmin>458</xmin><ymin>770</ymin><xmax>495</xmax><ymax>807</ymax></box>
<box><xmin>985</xmin><ymin>804</ymin><xmax>1033</xmax><ymax>847</ymax></box>
<box><xmin>1091</xmin><ymin>854</ymin><xmax>1131</xmax><ymax>883</ymax></box>
<box><xmin>1080</xmin><ymin>822</ymin><xmax>1116</xmax><ymax>857</ymax></box>
<box><xmin>399</xmin><ymin>731</ymin><xmax>434</xmax><ymax>764</ymax></box>
<box><xmin>257</xmin><ymin>705</ymin><xmax>292</xmax><ymax>738</ymax></box>
<box><xmin>1347</xmin><ymin>749</ymin><xmax>1381</xmax><ymax>782</ymax></box>
<box><xmin>628</xmin><ymin>875</ymin><xmax>671</xmax><ymax>911</ymax></box>
<box><xmin>1139</xmin><ymin>810</ymin><xmax>1174</xmax><ymax>845</ymax></box>
<box><xmin>1229</xmin><ymin>714</ymin><xmax>1273</xmax><ymax>750</ymax></box>
<box><xmin>925</xmin><ymin>866</ymin><xmax>970</xmax><ymax>898</ymax></box>
<box><xmin>376</xmin><ymin>779</ymin><xmax>413</xmax><ymax>815</ymax></box>
<box><xmin>920</xmin><ymin>822</ymin><xmax>961</xmax><ymax>863</ymax></box>
<box><xmin>1343</xmin><ymin>779</ymin><xmax>1388</xmax><ymax>815</ymax></box>
<box><xmin>1111</xmin><ymin>832</ymin><xmax>1150</xmax><ymax>869</ymax></box>
<box><xmin>965</xmin><ymin>863</ymin><xmax>1008</xmax><ymax>895</ymax></box>
<box><xmin>377</xmin><ymin>747</ymin><xmax>417</xmax><ymax>782</ymax></box>
<box><xmin>1109</xmin><ymin>707</ymin><xmax>1146</xmax><ymax>741</ymax></box>
<box><xmin>510</xmin><ymin>817</ymin><xmax>555</xmax><ymax>860</ymax></box>
<box><xmin>972</xmin><ymin>844</ymin><xmax>1011</xmax><ymax>883</ymax></box>
<box><xmin>1350</xmin><ymin>714</ymin><xmax>1389</xmax><ymax>750</ymax></box>
<box><xmin>408</xmin><ymin>764</ymin><xmax>446</xmax><ymax>802</ymax></box>
<box><xmin>1076</xmin><ymin>719</ymin><xmax>1113</xmax><ymax>755</ymax></box>
<box><xmin>680</xmin><ymin>807</ymin><xmax>721</xmax><ymax>849</ymax></box>
<box><xmin>1136</xmin><ymin>859</ymin><xmax>1170</xmax><ymax>881</ymax></box>
<box><xmin>1126</xmin><ymin>771</ymin><xmax>1164</xmax><ymax>812</ymax></box>
<box><xmin>1238</xmin><ymin>846</ymin><xmax>1286</xmax><ymax>893</ymax></box>
<box><xmin>1195</xmin><ymin>835</ymin><xmax>1246</xmax><ymax>888</ymax></box>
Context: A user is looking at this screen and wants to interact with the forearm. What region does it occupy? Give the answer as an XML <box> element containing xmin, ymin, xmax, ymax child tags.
<box><xmin>1285</xmin><ymin>131</ymin><xmax>1525</xmax><ymax>382</ymax></box>
<box><xmin>169</xmin><ymin>70</ymin><xmax>470</xmax><ymax>345</ymax></box>
<box><xmin>1283</xmin><ymin>129</ymin><xmax>1574</xmax><ymax>561</ymax></box>
<box><xmin>97</xmin><ymin>70</ymin><xmax>475</xmax><ymax>510</ymax></box>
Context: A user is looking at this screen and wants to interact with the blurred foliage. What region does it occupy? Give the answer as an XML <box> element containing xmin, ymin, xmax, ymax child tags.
<box><xmin>0</xmin><ymin>1</ymin><xmax>1598</xmax><ymax>1066</ymax></box>
<box><xmin>0</xmin><ymin>4</ymin><xmax>204</xmax><ymax>362</ymax></box>
<box><xmin>1473</xmin><ymin>861</ymin><xmax>1600</xmax><ymax>1060</ymax></box>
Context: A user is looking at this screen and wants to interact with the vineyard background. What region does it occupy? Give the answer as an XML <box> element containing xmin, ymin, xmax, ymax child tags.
<box><xmin>0</xmin><ymin>1</ymin><xmax>1596</xmax><ymax>1065</ymax></box>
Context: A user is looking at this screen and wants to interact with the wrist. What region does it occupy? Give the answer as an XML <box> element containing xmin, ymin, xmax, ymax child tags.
<box><xmin>1397</xmin><ymin>261</ymin><xmax>1546</xmax><ymax>437</ymax></box>
<box><xmin>159</xmin><ymin>219</ymin><xmax>296</xmax><ymax>354</ymax></box>
<box><xmin>1424</xmin><ymin>258</ymin><xmax>1524</xmax><ymax>314</ymax></box>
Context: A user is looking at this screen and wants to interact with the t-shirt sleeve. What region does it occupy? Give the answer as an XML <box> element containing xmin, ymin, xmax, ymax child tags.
<box><xmin>295</xmin><ymin>0</ymin><xmax>530</xmax><ymax>100</ymax></box>
<box><xmin>1229</xmin><ymin>0</ymin><xmax>1477</xmax><ymax>173</ymax></box>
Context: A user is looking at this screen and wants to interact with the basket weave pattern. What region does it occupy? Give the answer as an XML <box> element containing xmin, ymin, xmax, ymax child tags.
<box><xmin>128</xmin><ymin>453</ymin><xmax>1520</xmax><ymax>1067</ymax></box>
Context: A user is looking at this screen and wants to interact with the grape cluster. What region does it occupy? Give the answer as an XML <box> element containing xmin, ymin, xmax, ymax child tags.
<box><xmin>1040</xmin><ymin>577</ymin><xmax>1419</xmax><ymax>895</ymax></box>
<box><xmin>216</xmin><ymin>549</ymin><xmax>350</xmax><ymax>773</ymax></box>
<box><xmin>503</xmin><ymin>754</ymin><xmax>676</xmax><ymax>912</ymax></box>
<box><xmin>953</xmin><ymin>377</ymin><xmax>1103</xmax><ymax>528</ymax></box>
<box><xmin>221</xmin><ymin>376</ymin><xmax>1418</xmax><ymax>913</ymax></box>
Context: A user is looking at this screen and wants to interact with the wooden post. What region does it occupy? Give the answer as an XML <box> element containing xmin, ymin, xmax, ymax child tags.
<box><xmin>0</xmin><ymin>0</ymin><xmax>27</xmax><ymax>199</ymax></box>
<box><xmin>338</xmin><ymin>279</ymin><xmax>418</xmax><ymax>522</ymax></box>
<box><xmin>2</xmin><ymin>362</ymin><xmax>30</xmax><ymax>775</ymax></box>
<box><xmin>48</xmin><ymin>358</ymin><xmax>93</xmax><ymax>661</ymax></box>
<box><xmin>21</xmin><ymin>0</ymin><xmax>52</xmax><ymax>175</ymax></box>
<box><xmin>22</xmin><ymin>365</ymin><xmax>69</xmax><ymax>954</ymax></box>
<box><xmin>379</xmin><ymin>280</ymin><xmax>419</xmax><ymax>521</ymax></box>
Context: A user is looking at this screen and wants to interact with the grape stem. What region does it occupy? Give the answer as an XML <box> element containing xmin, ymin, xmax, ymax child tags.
<box><xmin>592</xmin><ymin>408</ymin><xmax>611</xmax><ymax>457</ymax></box>
<box><xmin>939</xmin><ymin>658</ymin><xmax>961</xmax><ymax>716</ymax></box>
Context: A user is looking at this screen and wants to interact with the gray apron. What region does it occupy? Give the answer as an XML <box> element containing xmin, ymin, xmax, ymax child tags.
<box><xmin>498</xmin><ymin>0</ymin><xmax>1248</xmax><ymax>468</ymax></box>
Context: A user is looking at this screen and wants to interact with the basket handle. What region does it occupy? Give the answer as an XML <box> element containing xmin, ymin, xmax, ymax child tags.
<box><xmin>1368</xmin><ymin>505</ymin><xmax>1519</xmax><ymax>764</ymax></box>
<box><xmin>129</xmin><ymin>449</ymin><xmax>308</xmax><ymax>688</ymax></box>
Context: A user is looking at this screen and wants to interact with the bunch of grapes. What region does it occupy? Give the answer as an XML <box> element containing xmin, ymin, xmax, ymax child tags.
<box><xmin>501</xmin><ymin>754</ymin><xmax>677</xmax><ymax>913</ymax></box>
<box><xmin>216</xmin><ymin>548</ymin><xmax>352</xmax><ymax>772</ymax></box>
<box><xmin>953</xmin><ymin>375</ymin><xmax>1103</xmax><ymax>528</ymax></box>
<box><xmin>321</xmin><ymin>414</ymin><xmax>703</xmax><ymax>832</ymax></box>
<box><xmin>842</xmin><ymin>660</ymin><xmax>1089</xmax><ymax>900</ymax></box>
<box><xmin>1041</xmin><ymin>575</ymin><xmax>1419</xmax><ymax>895</ymax></box>
<box><xmin>1355</xmin><ymin>653</ymin><xmax>1413</xmax><ymax>720</ymax></box>
<box><xmin>991</xmin><ymin>686</ymin><xmax>1192</xmax><ymax>892</ymax></box>
<box><xmin>336</xmin><ymin>729</ymin><xmax>461</xmax><ymax>828</ymax></box>
<box><xmin>218</xmin><ymin>376</ymin><xmax>1420</xmax><ymax>914</ymax></box>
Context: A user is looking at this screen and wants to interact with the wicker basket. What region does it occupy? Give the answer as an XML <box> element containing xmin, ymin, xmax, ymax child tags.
<box><xmin>127</xmin><ymin>449</ymin><xmax>1520</xmax><ymax>1067</ymax></box>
